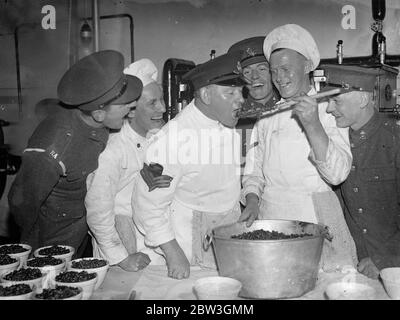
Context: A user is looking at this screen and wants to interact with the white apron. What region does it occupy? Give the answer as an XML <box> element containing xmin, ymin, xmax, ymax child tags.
<box><xmin>169</xmin><ymin>199</ymin><xmax>241</xmax><ymax>269</ymax></box>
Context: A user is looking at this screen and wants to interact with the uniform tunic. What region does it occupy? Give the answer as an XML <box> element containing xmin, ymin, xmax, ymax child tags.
<box><xmin>132</xmin><ymin>101</ymin><xmax>241</xmax><ymax>266</ymax></box>
<box><xmin>337</xmin><ymin>111</ymin><xmax>400</xmax><ymax>269</ymax></box>
<box><xmin>241</xmin><ymin>92</ymin><xmax>279</xmax><ymax>112</ymax></box>
<box><xmin>8</xmin><ymin>108</ymin><xmax>108</xmax><ymax>257</ymax></box>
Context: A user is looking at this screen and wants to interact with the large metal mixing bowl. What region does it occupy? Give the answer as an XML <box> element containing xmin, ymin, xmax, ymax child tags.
<box><xmin>207</xmin><ymin>219</ymin><xmax>328</xmax><ymax>299</ymax></box>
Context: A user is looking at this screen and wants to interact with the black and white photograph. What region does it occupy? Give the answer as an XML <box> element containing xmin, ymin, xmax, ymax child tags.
<box><xmin>0</xmin><ymin>0</ymin><xmax>400</xmax><ymax>307</ymax></box>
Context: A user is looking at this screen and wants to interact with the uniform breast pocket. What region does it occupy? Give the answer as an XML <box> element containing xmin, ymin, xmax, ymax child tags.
<box><xmin>361</xmin><ymin>166</ymin><xmax>396</xmax><ymax>202</ymax></box>
<box><xmin>42</xmin><ymin>198</ymin><xmax>85</xmax><ymax>221</ymax></box>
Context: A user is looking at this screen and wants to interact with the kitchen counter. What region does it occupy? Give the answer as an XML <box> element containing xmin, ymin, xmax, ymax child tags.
<box><xmin>92</xmin><ymin>265</ymin><xmax>391</xmax><ymax>300</ymax></box>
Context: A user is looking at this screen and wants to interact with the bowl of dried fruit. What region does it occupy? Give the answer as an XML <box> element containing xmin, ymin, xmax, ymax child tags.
<box><xmin>67</xmin><ymin>258</ymin><xmax>109</xmax><ymax>290</ymax></box>
<box><xmin>0</xmin><ymin>243</ymin><xmax>32</xmax><ymax>267</ymax></box>
<box><xmin>208</xmin><ymin>219</ymin><xmax>328</xmax><ymax>299</ymax></box>
<box><xmin>1</xmin><ymin>267</ymin><xmax>45</xmax><ymax>290</ymax></box>
<box><xmin>34</xmin><ymin>245</ymin><xmax>75</xmax><ymax>263</ymax></box>
<box><xmin>0</xmin><ymin>283</ymin><xmax>34</xmax><ymax>300</ymax></box>
<box><xmin>26</xmin><ymin>256</ymin><xmax>66</xmax><ymax>285</ymax></box>
<box><xmin>54</xmin><ymin>270</ymin><xmax>97</xmax><ymax>300</ymax></box>
<box><xmin>33</xmin><ymin>285</ymin><xmax>83</xmax><ymax>300</ymax></box>
<box><xmin>0</xmin><ymin>254</ymin><xmax>20</xmax><ymax>278</ymax></box>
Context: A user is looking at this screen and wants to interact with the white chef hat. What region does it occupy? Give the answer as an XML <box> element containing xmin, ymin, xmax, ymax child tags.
<box><xmin>263</xmin><ymin>24</ymin><xmax>320</xmax><ymax>71</ymax></box>
<box><xmin>123</xmin><ymin>58</ymin><xmax>158</xmax><ymax>87</ymax></box>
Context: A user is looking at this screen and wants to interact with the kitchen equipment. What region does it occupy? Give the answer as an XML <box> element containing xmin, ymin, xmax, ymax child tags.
<box><xmin>236</xmin><ymin>88</ymin><xmax>341</xmax><ymax>119</ymax></box>
<box><xmin>205</xmin><ymin>219</ymin><xmax>328</xmax><ymax>299</ymax></box>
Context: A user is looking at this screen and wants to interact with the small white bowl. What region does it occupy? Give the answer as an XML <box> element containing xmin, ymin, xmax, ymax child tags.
<box><xmin>55</xmin><ymin>272</ymin><xmax>98</xmax><ymax>300</ymax></box>
<box><xmin>34</xmin><ymin>245</ymin><xmax>75</xmax><ymax>263</ymax></box>
<box><xmin>380</xmin><ymin>267</ymin><xmax>400</xmax><ymax>300</ymax></box>
<box><xmin>325</xmin><ymin>282</ymin><xmax>376</xmax><ymax>300</ymax></box>
<box><xmin>0</xmin><ymin>256</ymin><xmax>20</xmax><ymax>278</ymax></box>
<box><xmin>67</xmin><ymin>258</ymin><xmax>109</xmax><ymax>290</ymax></box>
<box><xmin>0</xmin><ymin>282</ymin><xmax>34</xmax><ymax>300</ymax></box>
<box><xmin>33</xmin><ymin>285</ymin><xmax>83</xmax><ymax>300</ymax></box>
<box><xmin>193</xmin><ymin>276</ymin><xmax>242</xmax><ymax>300</ymax></box>
<box><xmin>1</xmin><ymin>268</ymin><xmax>46</xmax><ymax>291</ymax></box>
<box><xmin>0</xmin><ymin>244</ymin><xmax>32</xmax><ymax>267</ymax></box>
<box><xmin>26</xmin><ymin>256</ymin><xmax>66</xmax><ymax>287</ymax></box>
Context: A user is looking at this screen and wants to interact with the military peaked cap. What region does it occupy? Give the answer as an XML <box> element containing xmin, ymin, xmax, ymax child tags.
<box><xmin>57</xmin><ymin>50</ymin><xmax>143</xmax><ymax>111</ymax></box>
<box><xmin>182</xmin><ymin>51</ymin><xmax>246</xmax><ymax>91</ymax></box>
<box><xmin>228</xmin><ymin>36</ymin><xmax>267</xmax><ymax>68</ymax></box>
<box><xmin>319</xmin><ymin>64</ymin><xmax>385</xmax><ymax>93</ymax></box>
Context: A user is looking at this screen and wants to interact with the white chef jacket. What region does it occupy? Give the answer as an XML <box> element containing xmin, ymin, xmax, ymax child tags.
<box><xmin>132</xmin><ymin>100</ymin><xmax>241</xmax><ymax>259</ymax></box>
<box><xmin>242</xmin><ymin>87</ymin><xmax>352</xmax><ymax>223</ymax></box>
<box><xmin>85</xmin><ymin>120</ymin><xmax>149</xmax><ymax>265</ymax></box>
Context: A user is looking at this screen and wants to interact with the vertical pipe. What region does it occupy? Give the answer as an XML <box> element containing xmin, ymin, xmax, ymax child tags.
<box><xmin>372</xmin><ymin>0</ymin><xmax>386</xmax><ymax>20</ymax></box>
<box><xmin>92</xmin><ymin>0</ymin><xmax>99</xmax><ymax>52</ymax></box>
<box><xmin>371</xmin><ymin>0</ymin><xmax>386</xmax><ymax>62</ymax></box>
<box><xmin>68</xmin><ymin>0</ymin><xmax>79</xmax><ymax>67</ymax></box>
<box><xmin>14</xmin><ymin>27</ymin><xmax>22</xmax><ymax>120</ymax></box>
<box><xmin>128</xmin><ymin>15</ymin><xmax>134</xmax><ymax>62</ymax></box>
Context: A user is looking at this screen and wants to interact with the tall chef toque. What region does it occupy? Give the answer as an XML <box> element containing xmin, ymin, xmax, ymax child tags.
<box><xmin>123</xmin><ymin>58</ymin><xmax>159</xmax><ymax>87</ymax></box>
<box><xmin>263</xmin><ymin>24</ymin><xmax>320</xmax><ymax>71</ymax></box>
<box><xmin>57</xmin><ymin>50</ymin><xmax>143</xmax><ymax>111</ymax></box>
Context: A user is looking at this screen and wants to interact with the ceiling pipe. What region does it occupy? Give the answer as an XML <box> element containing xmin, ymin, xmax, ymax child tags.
<box><xmin>13</xmin><ymin>23</ymin><xmax>39</xmax><ymax>120</ymax></box>
<box><xmin>92</xmin><ymin>0</ymin><xmax>100</xmax><ymax>52</ymax></box>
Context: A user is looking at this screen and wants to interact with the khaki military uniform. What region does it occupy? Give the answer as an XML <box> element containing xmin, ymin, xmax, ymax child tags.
<box><xmin>337</xmin><ymin>111</ymin><xmax>400</xmax><ymax>269</ymax></box>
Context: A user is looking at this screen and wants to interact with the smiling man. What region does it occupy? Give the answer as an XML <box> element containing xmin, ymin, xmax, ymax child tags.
<box><xmin>132</xmin><ymin>52</ymin><xmax>245</xmax><ymax>279</ymax></box>
<box><xmin>323</xmin><ymin>64</ymin><xmax>400</xmax><ymax>279</ymax></box>
<box><xmin>228</xmin><ymin>36</ymin><xmax>279</xmax><ymax>113</ymax></box>
<box><xmin>8</xmin><ymin>50</ymin><xmax>143</xmax><ymax>258</ymax></box>
<box><xmin>240</xmin><ymin>24</ymin><xmax>357</xmax><ymax>271</ymax></box>
<box><xmin>85</xmin><ymin>58</ymin><xmax>170</xmax><ymax>272</ymax></box>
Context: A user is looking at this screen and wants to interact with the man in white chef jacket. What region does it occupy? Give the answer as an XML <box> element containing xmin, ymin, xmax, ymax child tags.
<box><xmin>132</xmin><ymin>52</ymin><xmax>246</xmax><ymax>279</ymax></box>
<box><xmin>240</xmin><ymin>24</ymin><xmax>357</xmax><ymax>271</ymax></box>
<box><xmin>85</xmin><ymin>59</ymin><xmax>170</xmax><ymax>271</ymax></box>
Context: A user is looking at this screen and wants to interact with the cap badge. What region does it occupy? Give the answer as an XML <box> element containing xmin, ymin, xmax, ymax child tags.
<box><xmin>246</xmin><ymin>47</ymin><xmax>256</xmax><ymax>57</ymax></box>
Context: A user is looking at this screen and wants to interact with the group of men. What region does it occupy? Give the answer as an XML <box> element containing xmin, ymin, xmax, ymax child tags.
<box><xmin>8</xmin><ymin>24</ymin><xmax>400</xmax><ymax>281</ymax></box>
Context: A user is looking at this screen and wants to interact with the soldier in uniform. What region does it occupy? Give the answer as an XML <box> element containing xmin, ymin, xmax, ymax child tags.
<box><xmin>8</xmin><ymin>50</ymin><xmax>143</xmax><ymax>258</ymax></box>
<box><xmin>324</xmin><ymin>64</ymin><xmax>400</xmax><ymax>279</ymax></box>
<box><xmin>227</xmin><ymin>36</ymin><xmax>279</xmax><ymax>120</ymax></box>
